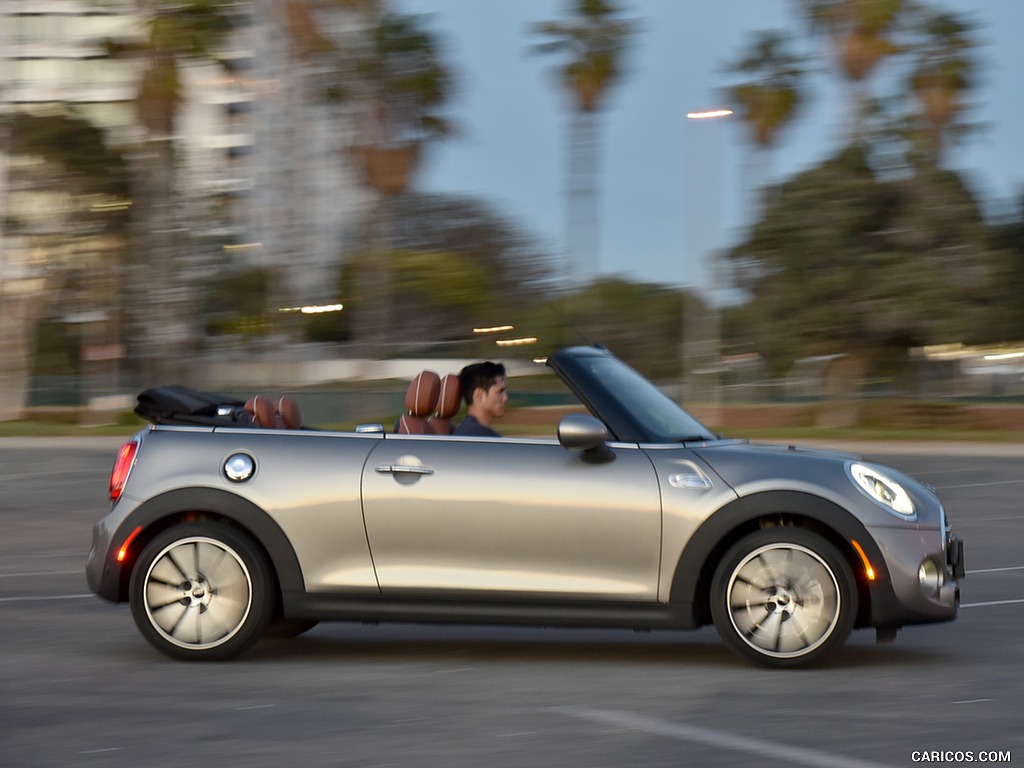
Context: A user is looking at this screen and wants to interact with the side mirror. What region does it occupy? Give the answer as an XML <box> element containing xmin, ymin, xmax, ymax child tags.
<box><xmin>557</xmin><ymin>413</ymin><xmax>614</xmax><ymax>463</ymax></box>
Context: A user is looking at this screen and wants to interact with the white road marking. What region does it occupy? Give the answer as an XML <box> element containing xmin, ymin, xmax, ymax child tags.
<box><xmin>0</xmin><ymin>594</ymin><xmax>93</xmax><ymax>603</ymax></box>
<box><xmin>0</xmin><ymin>570</ymin><xmax>81</xmax><ymax>578</ymax></box>
<box><xmin>960</xmin><ymin>598</ymin><xmax>1024</xmax><ymax>608</ymax></box>
<box><xmin>553</xmin><ymin>706</ymin><xmax>897</xmax><ymax>768</ymax></box>
<box><xmin>935</xmin><ymin>479</ymin><xmax>1024</xmax><ymax>489</ymax></box>
<box><xmin>968</xmin><ymin>566</ymin><xmax>1024</xmax><ymax>574</ymax></box>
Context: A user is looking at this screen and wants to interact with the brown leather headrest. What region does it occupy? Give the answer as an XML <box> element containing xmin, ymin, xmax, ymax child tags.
<box><xmin>405</xmin><ymin>371</ymin><xmax>440</xmax><ymax>417</ymax></box>
<box><xmin>434</xmin><ymin>373</ymin><xmax>462</xmax><ymax>419</ymax></box>
<box><xmin>245</xmin><ymin>394</ymin><xmax>302</xmax><ymax>429</ymax></box>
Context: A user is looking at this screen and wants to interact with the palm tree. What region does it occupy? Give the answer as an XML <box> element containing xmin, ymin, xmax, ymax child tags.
<box><xmin>723</xmin><ymin>30</ymin><xmax>806</xmax><ymax>217</ymax></box>
<box><xmin>798</xmin><ymin>0</ymin><xmax>906</xmax><ymax>143</ymax></box>
<box><xmin>108</xmin><ymin>1</ymin><xmax>236</xmax><ymax>383</ymax></box>
<box><xmin>532</xmin><ymin>0</ymin><xmax>636</xmax><ymax>283</ymax></box>
<box><xmin>907</xmin><ymin>11</ymin><xmax>978</xmax><ymax>166</ymax></box>
<box><xmin>341</xmin><ymin>3</ymin><xmax>455</xmax><ymax>347</ymax></box>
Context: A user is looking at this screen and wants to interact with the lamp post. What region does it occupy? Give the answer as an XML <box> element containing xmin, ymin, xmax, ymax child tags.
<box><xmin>681</xmin><ymin>107</ymin><xmax>732</xmax><ymax>427</ymax></box>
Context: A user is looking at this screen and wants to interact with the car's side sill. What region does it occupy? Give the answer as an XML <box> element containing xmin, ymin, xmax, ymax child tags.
<box><xmin>284</xmin><ymin>592</ymin><xmax>698</xmax><ymax>630</ymax></box>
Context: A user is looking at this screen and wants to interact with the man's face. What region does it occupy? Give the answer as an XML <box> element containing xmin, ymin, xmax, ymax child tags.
<box><xmin>476</xmin><ymin>376</ymin><xmax>508</xmax><ymax>422</ymax></box>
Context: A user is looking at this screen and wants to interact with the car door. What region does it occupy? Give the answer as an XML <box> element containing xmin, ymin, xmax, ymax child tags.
<box><xmin>361</xmin><ymin>434</ymin><xmax>662</xmax><ymax>601</ymax></box>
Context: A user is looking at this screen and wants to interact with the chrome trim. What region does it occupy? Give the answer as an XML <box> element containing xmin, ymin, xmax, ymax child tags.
<box><xmin>224</xmin><ymin>453</ymin><xmax>255</xmax><ymax>482</ymax></box>
<box><xmin>668</xmin><ymin>469</ymin><xmax>712</xmax><ymax>490</ymax></box>
<box><xmin>375</xmin><ymin>464</ymin><xmax>435</xmax><ymax>476</ymax></box>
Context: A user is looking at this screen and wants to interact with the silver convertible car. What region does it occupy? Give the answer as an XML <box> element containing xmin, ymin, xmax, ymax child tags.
<box><xmin>86</xmin><ymin>346</ymin><xmax>963</xmax><ymax>667</ymax></box>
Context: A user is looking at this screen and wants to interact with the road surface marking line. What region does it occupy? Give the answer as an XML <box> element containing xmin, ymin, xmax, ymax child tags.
<box><xmin>0</xmin><ymin>594</ymin><xmax>93</xmax><ymax>603</ymax></box>
<box><xmin>967</xmin><ymin>566</ymin><xmax>1024</xmax><ymax>574</ymax></box>
<box><xmin>960</xmin><ymin>598</ymin><xmax>1024</xmax><ymax>608</ymax></box>
<box><xmin>935</xmin><ymin>479</ymin><xmax>1024</xmax><ymax>489</ymax></box>
<box><xmin>552</xmin><ymin>706</ymin><xmax>897</xmax><ymax>768</ymax></box>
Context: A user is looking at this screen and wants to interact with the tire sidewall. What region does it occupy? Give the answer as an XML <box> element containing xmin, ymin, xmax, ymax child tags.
<box><xmin>129</xmin><ymin>521</ymin><xmax>274</xmax><ymax>661</ymax></box>
<box><xmin>710</xmin><ymin>527</ymin><xmax>857</xmax><ymax>667</ymax></box>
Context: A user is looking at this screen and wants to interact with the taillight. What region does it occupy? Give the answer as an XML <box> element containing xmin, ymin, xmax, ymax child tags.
<box><xmin>109</xmin><ymin>439</ymin><xmax>139</xmax><ymax>502</ymax></box>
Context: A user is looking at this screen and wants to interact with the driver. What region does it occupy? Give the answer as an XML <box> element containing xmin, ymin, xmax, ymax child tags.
<box><xmin>453</xmin><ymin>361</ymin><xmax>508</xmax><ymax>437</ymax></box>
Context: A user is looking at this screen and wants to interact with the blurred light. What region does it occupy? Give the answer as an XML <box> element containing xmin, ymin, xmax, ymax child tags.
<box><xmin>918</xmin><ymin>343</ymin><xmax>1024</xmax><ymax>361</ymax></box>
<box><xmin>496</xmin><ymin>337</ymin><xmax>538</xmax><ymax>347</ymax></box>
<box><xmin>533</xmin><ymin>357</ymin><xmax>549</xmax><ymax>364</ymax></box>
<box><xmin>90</xmin><ymin>200</ymin><xmax>132</xmax><ymax>212</ymax></box>
<box><xmin>279</xmin><ymin>303</ymin><xmax>344</xmax><ymax>314</ymax></box>
<box><xmin>686</xmin><ymin>108</ymin><xmax>734</xmax><ymax>120</ymax></box>
<box><xmin>223</xmin><ymin>242</ymin><xmax>262</xmax><ymax>252</ymax></box>
<box><xmin>474</xmin><ymin>325</ymin><xmax>515</xmax><ymax>334</ymax></box>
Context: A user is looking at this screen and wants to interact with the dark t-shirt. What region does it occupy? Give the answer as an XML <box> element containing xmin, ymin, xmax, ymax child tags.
<box><xmin>452</xmin><ymin>414</ymin><xmax>501</xmax><ymax>437</ymax></box>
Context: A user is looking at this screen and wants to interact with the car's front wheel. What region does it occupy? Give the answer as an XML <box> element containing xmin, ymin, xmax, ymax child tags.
<box><xmin>710</xmin><ymin>527</ymin><xmax>857</xmax><ymax>667</ymax></box>
<box><xmin>129</xmin><ymin>522</ymin><xmax>274</xmax><ymax>660</ymax></box>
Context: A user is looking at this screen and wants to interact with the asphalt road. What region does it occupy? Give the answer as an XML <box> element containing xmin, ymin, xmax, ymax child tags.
<box><xmin>1</xmin><ymin>437</ymin><xmax>1022</xmax><ymax>768</ymax></box>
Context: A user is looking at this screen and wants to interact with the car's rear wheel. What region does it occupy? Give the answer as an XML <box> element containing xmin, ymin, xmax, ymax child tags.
<box><xmin>129</xmin><ymin>522</ymin><xmax>274</xmax><ymax>660</ymax></box>
<box><xmin>710</xmin><ymin>527</ymin><xmax>856</xmax><ymax>667</ymax></box>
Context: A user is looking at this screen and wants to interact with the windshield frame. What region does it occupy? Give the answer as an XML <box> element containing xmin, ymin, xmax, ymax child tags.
<box><xmin>547</xmin><ymin>346</ymin><xmax>714</xmax><ymax>444</ymax></box>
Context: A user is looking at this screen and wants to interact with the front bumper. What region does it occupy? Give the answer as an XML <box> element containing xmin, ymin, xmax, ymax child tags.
<box><xmin>868</xmin><ymin>524</ymin><xmax>962</xmax><ymax>627</ymax></box>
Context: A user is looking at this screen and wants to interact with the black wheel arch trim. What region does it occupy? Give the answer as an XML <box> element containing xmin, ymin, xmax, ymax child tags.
<box><xmin>104</xmin><ymin>487</ymin><xmax>304</xmax><ymax>603</ymax></box>
<box><xmin>668</xmin><ymin>490</ymin><xmax>900</xmax><ymax>629</ymax></box>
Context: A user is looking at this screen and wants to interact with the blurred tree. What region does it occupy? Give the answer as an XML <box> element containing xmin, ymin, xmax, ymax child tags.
<box><xmin>329</xmin><ymin>193</ymin><xmax>555</xmax><ymax>347</ymax></box>
<box><xmin>106</xmin><ymin>1</ymin><xmax>237</xmax><ymax>384</ymax></box>
<box><xmin>906</xmin><ymin>10</ymin><xmax>979</xmax><ymax>166</ymax></box>
<box><xmin>798</xmin><ymin>0</ymin><xmax>907</xmax><ymax>143</ymax></box>
<box><xmin>0</xmin><ymin>111</ymin><xmax>130</xmax><ymax>417</ymax></box>
<box><xmin>728</xmin><ymin>144</ymin><xmax>1003</xmax><ymax>425</ymax></box>
<box><xmin>387</xmin><ymin>193</ymin><xmax>554</xmax><ymax>309</ymax></box>
<box><xmin>722</xmin><ymin>30</ymin><xmax>806</xmax><ymax>216</ymax></box>
<box><xmin>532</xmin><ymin>0</ymin><xmax>636</xmax><ymax>280</ymax></box>
<box><xmin>522</xmin><ymin>278</ymin><xmax>687</xmax><ymax>381</ymax></box>
<box><xmin>337</xmin><ymin>2</ymin><xmax>455</xmax><ymax>350</ymax></box>
<box><xmin>988</xmin><ymin>195</ymin><xmax>1024</xmax><ymax>343</ymax></box>
<box><xmin>201</xmin><ymin>266</ymin><xmax>272</xmax><ymax>340</ymax></box>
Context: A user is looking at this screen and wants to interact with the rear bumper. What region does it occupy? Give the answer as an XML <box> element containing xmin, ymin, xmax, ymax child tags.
<box><xmin>85</xmin><ymin>516</ymin><xmax>123</xmax><ymax>602</ymax></box>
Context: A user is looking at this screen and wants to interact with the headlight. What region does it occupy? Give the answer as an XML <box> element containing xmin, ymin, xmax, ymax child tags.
<box><xmin>849</xmin><ymin>462</ymin><xmax>915</xmax><ymax>517</ymax></box>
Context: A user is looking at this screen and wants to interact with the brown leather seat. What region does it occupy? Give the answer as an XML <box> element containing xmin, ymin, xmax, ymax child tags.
<box><xmin>397</xmin><ymin>370</ymin><xmax>440</xmax><ymax>434</ymax></box>
<box><xmin>428</xmin><ymin>373</ymin><xmax>461</xmax><ymax>434</ymax></box>
<box><xmin>245</xmin><ymin>394</ymin><xmax>302</xmax><ymax>429</ymax></box>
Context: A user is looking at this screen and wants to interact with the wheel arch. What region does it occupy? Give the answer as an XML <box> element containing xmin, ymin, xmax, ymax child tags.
<box><xmin>669</xmin><ymin>490</ymin><xmax>890</xmax><ymax>630</ymax></box>
<box><xmin>110</xmin><ymin>488</ymin><xmax>304</xmax><ymax>608</ymax></box>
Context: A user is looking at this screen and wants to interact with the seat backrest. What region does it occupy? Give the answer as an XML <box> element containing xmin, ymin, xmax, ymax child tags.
<box><xmin>245</xmin><ymin>394</ymin><xmax>302</xmax><ymax>429</ymax></box>
<box><xmin>398</xmin><ymin>370</ymin><xmax>440</xmax><ymax>434</ymax></box>
<box><xmin>428</xmin><ymin>373</ymin><xmax>461</xmax><ymax>434</ymax></box>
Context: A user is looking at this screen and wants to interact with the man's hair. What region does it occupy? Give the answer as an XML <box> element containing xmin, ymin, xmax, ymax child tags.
<box><xmin>459</xmin><ymin>361</ymin><xmax>506</xmax><ymax>405</ymax></box>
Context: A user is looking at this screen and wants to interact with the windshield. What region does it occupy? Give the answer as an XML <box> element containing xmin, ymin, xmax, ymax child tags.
<box><xmin>583</xmin><ymin>357</ymin><xmax>714</xmax><ymax>443</ymax></box>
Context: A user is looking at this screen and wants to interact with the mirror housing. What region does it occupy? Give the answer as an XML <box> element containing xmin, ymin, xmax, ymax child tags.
<box><xmin>557</xmin><ymin>413</ymin><xmax>614</xmax><ymax>463</ymax></box>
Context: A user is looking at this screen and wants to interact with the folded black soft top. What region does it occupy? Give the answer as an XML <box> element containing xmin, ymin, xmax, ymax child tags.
<box><xmin>135</xmin><ymin>385</ymin><xmax>247</xmax><ymax>426</ymax></box>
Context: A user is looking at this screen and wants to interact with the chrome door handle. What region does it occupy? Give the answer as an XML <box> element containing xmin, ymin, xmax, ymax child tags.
<box><xmin>375</xmin><ymin>464</ymin><xmax>435</xmax><ymax>476</ymax></box>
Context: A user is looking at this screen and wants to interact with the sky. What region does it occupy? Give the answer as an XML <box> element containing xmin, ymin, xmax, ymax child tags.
<box><xmin>392</xmin><ymin>0</ymin><xmax>1024</xmax><ymax>294</ymax></box>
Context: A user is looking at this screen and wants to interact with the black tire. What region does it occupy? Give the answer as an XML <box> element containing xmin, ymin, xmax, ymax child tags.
<box><xmin>129</xmin><ymin>522</ymin><xmax>274</xmax><ymax>661</ymax></box>
<box><xmin>710</xmin><ymin>527</ymin><xmax>857</xmax><ymax>667</ymax></box>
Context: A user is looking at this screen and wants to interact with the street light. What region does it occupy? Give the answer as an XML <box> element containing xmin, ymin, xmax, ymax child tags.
<box><xmin>686</xmin><ymin>108</ymin><xmax>734</xmax><ymax>120</ymax></box>
<box><xmin>682</xmin><ymin>106</ymin><xmax>732</xmax><ymax>426</ymax></box>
